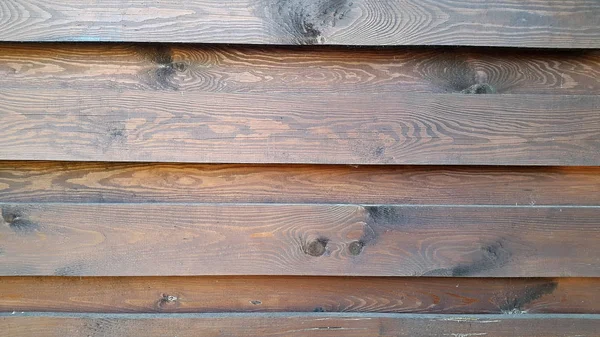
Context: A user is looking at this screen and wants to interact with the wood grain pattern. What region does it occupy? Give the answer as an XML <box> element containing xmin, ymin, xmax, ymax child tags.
<box><xmin>1</xmin><ymin>44</ymin><xmax>598</xmax><ymax>95</ymax></box>
<box><xmin>2</xmin><ymin>313</ymin><xmax>599</xmax><ymax>337</ymax></box>
<box><xmin>1</xmin><ymin>203</ymin><xmax>598</xmax><ymax>277</ymax></box>
<box><xmin>0</xmin><ymin>1</ymin><xmax>598</xmax><ymax>48</ymax></box>
<box><xmin>2</xmin><ymin>277</ymin><xmax>598</xmax><ymax>314</ymax></box>
<box><xmin>1</xmin><ymin>90</ymin><xmax>598</xmax><ymax>165</ymax></box>
<box><xmin>2</xmin><ymin>162</ymin><xmax>600</xmax><ymax>205</ymax></box>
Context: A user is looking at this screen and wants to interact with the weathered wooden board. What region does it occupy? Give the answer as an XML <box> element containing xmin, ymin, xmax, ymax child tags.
<box><xmin>2</xmin><ymin>313</ymin><xmax>599</xmax><ymax>337</ymax></box>
<box><xmin>1</xmin><ymin>203</ymin><xmax>598</xmax><ymax>276</ymax></box>
<box><xmin>1</xmin><ymin>91</ymin><xmax>598</xmax><ymax>165</ymax></box>
<box><xmin>0</xmin><ymin>1</ymin><xmax>599</xmax><ymax>48</ymax></box>
<box><xmin>1</xmin><ymin>44</ymin><xmax>598</xmax><ymax>95</ymax></box>
<box><xmin>2</xmin><ymin>277</ymin><xmax>598</xmax><ymax>314</ymax></box>
<box><xmin>2</xmin><ymin>162</ymin><xmax>599</xmax><ymax>205</ymax></box>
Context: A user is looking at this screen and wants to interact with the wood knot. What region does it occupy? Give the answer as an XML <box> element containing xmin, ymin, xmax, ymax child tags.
<box><xmin>304</xmin><ymin>237</ymin><xmax>329</xmax><ymax>257</ymax></box>
<box><xmin>2</xmin><ymin>207</ymin><xmax>39</xmax><ymax>233</ymax></box>
<box><xmin>257</xmin><ymin>0</ymin><xmax>354</xmax><ymax>45</ymax></box>
<box><xmin>348</xmin><ymin>241</ymin><xmax>364</xmax><ymax>256</ymax></box>
<box><xmin>157</xmin><ymin>293</ymin><xmax>179</xmax><ymax>309</ymax></box>
<box><xmin>172</xmin><ymin>62</ymin><xmax>188</xmax><ymax>72</ymax></box>
<box><xmin>461</xmin><ymin>83</ymin><xmax>496</xmax><ymax>94</ymax></box>
<box><xmin>249</xmin><ymin>300</ymin><xmax>262</xmax><ymax>305</ymax></box>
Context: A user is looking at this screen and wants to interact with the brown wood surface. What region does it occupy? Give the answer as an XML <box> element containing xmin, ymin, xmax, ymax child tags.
<box><xmin>2</xmin><ymin>277</ymin><xmax>598</xmax><ymax>314</ymax></box>
<box><xmin>1</xmin><ymin>90</ymin><xmax>598</xmax><ymax>165</ymax></box>
<box><xmin>0</xmin><ymin>1</ymin><xmax>598</xmax><ymax>48</ymax></box>
<box><xmin>2</xmin><ymin>312</ymin><xmax>599</xmax><ymax>337</ymax></box>
<box><xmin>1</xmin><ymin>44</ymin><xmax>598</xmax><ymax>95</ymax></box>
<box><xmin>1</xmin><ymin>162</ymin><xmax>599</xmax><ymax>205</ymax></box>
<box><xmin>1</xmin><ymin>203</ymin><xmax>598</xmax><ymax>277</ymax></box>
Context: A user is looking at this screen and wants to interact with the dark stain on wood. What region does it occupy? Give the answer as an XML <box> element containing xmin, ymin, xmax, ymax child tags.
<box><xmin>142</xmin><ymin>44</ymin><xmax>186</xmax><ymax>90</ymax></box>
<box><xmin>425</xmin><ymin>240</ymin><xmax>512</xmax><ymax>277</ymax></box>
<box><xmin>108</xmin><ymin>128</ymin><xmax>125</xmax><ymax>139</ymax></box>
<box><xmin>54</xmin><ymin>263</ymin><xmax>88</xmax><ymax>277</ymax></box>
<box><xmin>498</xmin><ymin>281</ymin><xmax>558</xmax><ymax>314</ymax></box>
<box><xmin>1</xmin><ymin>206</ymin><xmax>39</xmax><ymax>234</ymax></box>
<box><xmin>97</xmin><ymin>123</ymin><xmax>128</xmax><ymax>152</ymax></box>
<box><xmin>374</xmin><ymin>146</ymin><xmax>385</xmax><ymax>157</ymax></box>
<box><xmin>365</xmin><ymin>206</ymin><xmax>406</xmax><ymax>227</ymax></box>
<box><xmin>256</xmin><ymin>0</ymin><xmax>355</xmax><ymax>44</ymax></box>
<box><xmin>107</xmin><ymin>126</ymin><xmax>127</xmax><ymax>144</ymax></box>
<box><xmin>303</xmin><ymin>237</ymin><xmax>329</xmax><ymax>257</ymax></box>
<box><xmin>452</xmin><ymin>240</ymin><xmax>512</xmax><ymax>276</ymax></box>
<box><xmin>351</xmin><ymin>206</ymin><xmax>386</xmax><ymax>252</ymax></box>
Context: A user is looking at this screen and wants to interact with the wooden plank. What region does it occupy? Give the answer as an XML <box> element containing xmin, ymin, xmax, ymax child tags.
<box><xmin>1</xmin><ymin>90</ymin><xmax>598</xmax><ymax>165</ymax></box>
<box><xmin>2</xmin><ymin>313</ymin><xmax>599</xmax><ymax>337</ymax></box>
<box><xmin>1</xmin><ymin>44</ymin><xmax>598</xmax><ymax>95</ymax></box>
<box><xmin>2</xmin><ymin>162</ymin><xmax>599</xmax><ymax>205</ymax></box>
<box><xmin>0</xmin><ymin>1</ymin><xmax>598</xmax><ymax>48</ymax></box>
<box><xmin>2</xmin><ymin>276</ymin><xmax>598</xmax><ymax>314</ymax></box>
<box><xmin>1</xmin><ymin>203</ymin><xmax>598</xmax><ymax>277</ymax></box>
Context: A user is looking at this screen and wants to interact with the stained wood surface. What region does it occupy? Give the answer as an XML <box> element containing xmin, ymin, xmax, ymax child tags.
<box><xmin>1</xmin><ymin>203</ymin><xmax>598</xmax><ymax>277</ymax></box>
<box><xmin>0</xmin><ymin>1</ymin><xmax>599</xmax><ymax>48</ymax></box>
<box><xmin>1</xmin><ymin>90</ymin><xmax>598</xmax><ymax>165</ymax></box>
<box><xmin>2</xmin><ymin>277</ymin><xmax>598</xmax><ymax>314</ymax></box>
<box><xmin>1</xmin><ymin>44</ymin><xmax>599</xmax><ymax>95</ymax></box>
<box><xmin>2</xmin><ymin>313</ymin><xmax>599</xmax><ymax>337</ymax></box>
<box><xmin>2</xmin><ymin>162</ymin><xmax>599</xmax><ymax>205</ymax></box>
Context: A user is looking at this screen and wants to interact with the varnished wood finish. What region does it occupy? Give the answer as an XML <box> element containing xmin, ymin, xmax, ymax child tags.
<box><xmin>2</xmin><ymin>277</ymin><xmax>598</xmax><ymax>314</ymax></box>
<box><xmin>2</xmin><ymin>313</ymin><xmax>599</xmax><ymax>337</ymax></box>
<box><xmin>1</xmin><ymin>162</ymin><xmax>599</xmax><ymax>205</ymax></box>
<box><xmin>1</xmin><ymin>203</ymin><xmax>598</xmax><ymax>276</ymax></box>
<box><xmin>0</xmin><ymin>1</ymin><xmax>598</xmax><ymax>48</ymax></box>
<box><xmin>1</xmin><ymin>44</ymin><xmax>598</xmax><ymax>95</ymax></box>
<box><xmin>1</xmin><ymin>1</ymin><xmax>599</xmax><ymax>333</ymax></box>
<box><xmin>1</xmin><ymin>90</ymin><xmax>598</xmax><ymax>165</ymax></box>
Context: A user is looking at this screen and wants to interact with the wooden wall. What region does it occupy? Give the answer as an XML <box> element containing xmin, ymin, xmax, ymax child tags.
<box><xmin>1</xmin><ymin>1</ymin><xmax>599</xmax><ymax>336</ymax></box>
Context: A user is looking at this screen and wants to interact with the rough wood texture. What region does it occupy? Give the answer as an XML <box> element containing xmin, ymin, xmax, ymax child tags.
<box><xmin>1</xmin><ymin>90</ymin><xmax>598</xmax><ymax>165</ymax></box>
<box><xmin>0</xmin><ymin>1</ymin><xmax>598</xmax><ymax>48</ymax></box>
<box><xmin>2</xmin><ymin>277</ymin><xmax>598</xmax><ymax>314</ymax></box>
<box><xmin>2</xmin><ymin>313</ymin><xmax>599</xmax><ymax>337</ymax></box>
<box><xmin>1</xmin><ymin>203</ymin><xmax>598</xmax><ymax>277</ymax></box>
<box><xmin>2</xmin><ymin>162</ymin><xmax>599</xmax><ymax>205</ymax></box>
<box><xmin>1</xmin><ymin>44</ymin><xmax>598</xmax><ymax>95</ymax></box>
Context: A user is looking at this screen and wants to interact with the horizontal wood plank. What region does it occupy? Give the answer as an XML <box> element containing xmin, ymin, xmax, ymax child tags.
<box><xmin>1</xmin><ymin>90</ymin><xmax>598</xmax><ymax>165</ymax></box>
<box><xmin>2</xmin><ymin>313</ymin><xmax>599</xmax><ymax>337</ymax></box>
<box><xmin>1</xmin><ymin>1</ymin><xmax>599</xmax><ymax>48</ymax></box>
<box><xmin>1</xmin><ymin>203</ymin><xmax>598</xmax><ymax>277</ymax></box>
<box><xmin>1</xmin><ymin>44</ymin><xmax>598</xmax><ymax>95</ymax></box>
<box><xmin>1</xmin><ymin>162</ymin><xmax>599</xmax><ymax>205</ymax></box>
<box><xmin>2</xmin><ymin>276</ymin><xmax>598</xmax><ymax>314</ymax></box>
